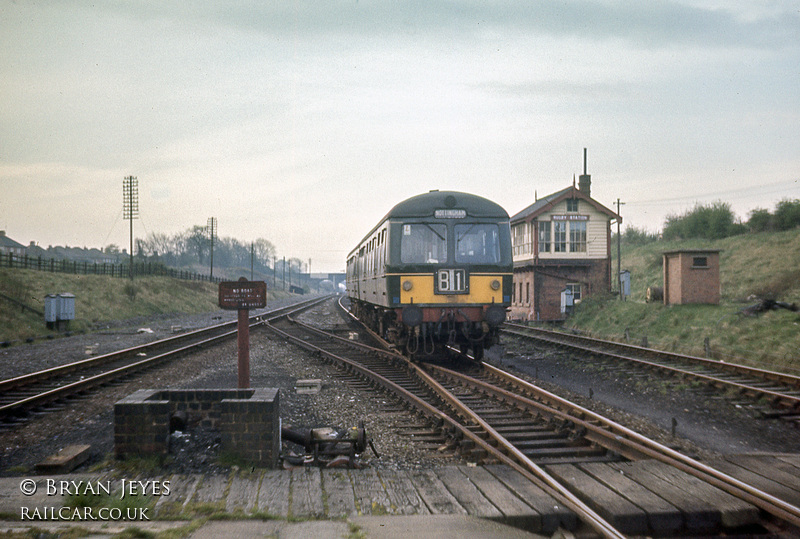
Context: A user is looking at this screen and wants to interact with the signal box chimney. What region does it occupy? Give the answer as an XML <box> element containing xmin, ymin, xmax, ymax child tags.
<box><xmin>578</xmin><ymin>148</ymin><xmax>591</xmax><ymax>197</ymax></box>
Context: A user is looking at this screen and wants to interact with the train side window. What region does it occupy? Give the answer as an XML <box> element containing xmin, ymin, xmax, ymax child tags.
<box><xmin>400</xmin><ymin>223</ymin><xmax>447</xmax><ymax>264</ymax></box>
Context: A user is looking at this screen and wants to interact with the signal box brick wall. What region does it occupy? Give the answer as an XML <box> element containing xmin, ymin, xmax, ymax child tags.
<box><xmin>511</xmin><ymin>259</ymin><xmax>611</xmax><ymax>321</ymax></box>
<box><xmin>662</xmin><ymin>250</ymin><xmax>721</xmax><ymax>305</ymax></box>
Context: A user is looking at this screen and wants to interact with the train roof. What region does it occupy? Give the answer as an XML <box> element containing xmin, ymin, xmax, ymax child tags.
<box><xmin>385</xmin><ymin>190</ymin><xmax>509</xmax><ymax>220</ymax></box>
<box><xmin>347</xmin><ymin>191</ymin><xmax>509</xmax><ymax>260</ymax></box>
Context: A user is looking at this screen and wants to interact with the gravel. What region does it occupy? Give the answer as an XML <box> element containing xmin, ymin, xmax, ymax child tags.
<box><xmin>489</xmin><ymin>334</ymin><xmax>800</xmax><ymax>458</ymax></box>
<box><xmin>0</xmin><ymin>296</ymin><xmax>458</xmax><ymax>476</ymax></box>
<box><xmin>2</xmin><ymin>298</ymin><xmax>798</xmax><ymax>478</ymax></box>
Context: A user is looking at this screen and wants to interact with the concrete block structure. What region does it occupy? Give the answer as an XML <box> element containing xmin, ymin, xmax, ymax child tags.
<box><xmin>114</xmin><ymin>388</ymin><xmax>280</xmax><ymax>467</ymax></box>
<box><xmin>662</xmin><ymin>249</ymin><xmax>721</xmax><ymax>305</ymax></box>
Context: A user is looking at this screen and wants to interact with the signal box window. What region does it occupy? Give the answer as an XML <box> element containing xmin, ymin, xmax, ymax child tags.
<box><xmin>455</xmin><ymin>224</ymin><xmax>501</xmax><ymax>264</ymax></box>
<box><xmin>539</xmin><ymin>222</ymin><xmax>551</xmax><ymax>253</ymax></box>
<box><xmin>554</xmin><ymin>221</ymin><xmax>567</xmax><ymax>252</ymax></box>
<box><xmin>566</xmin><ymin>283</ymin><xmax>582</xmax><ymax>302</ymax></box>
<box><xmin>401</xmin><ymin>224</ymin><xmax>447</xmax><ymax>264</ymax></box>
<box><xmin>567</xmin><ymin>199</ymin><xmax>579</xmax><ymax>212</ymax></box>
<box><xmin>570</xmin><ymin>221</ymin><xmax>587</xmax><ymax>252</ymax></box>
<box><xmin>692</xmin><ymin>257</ymin><xmax>708</xmax><ymax>268</ymax></box>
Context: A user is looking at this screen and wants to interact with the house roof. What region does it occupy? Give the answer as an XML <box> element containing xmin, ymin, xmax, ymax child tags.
<box><xmin>510</xmin><ymin>185</ymin><xmax>621</xmax><ymax>224</ymax></box>
<box><xmin>0</xmin><ymin>232</ymin><xmax>25</xmax><ymax>250</ymax></box>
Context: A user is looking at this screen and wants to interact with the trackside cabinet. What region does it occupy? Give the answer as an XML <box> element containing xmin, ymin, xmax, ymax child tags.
<box><xmin>44</xmin><ymin>293</ymin><xmax>75</xmax><ymax>331</ymax></box>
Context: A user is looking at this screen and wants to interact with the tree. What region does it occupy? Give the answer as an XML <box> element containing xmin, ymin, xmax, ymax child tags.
<box><xmin>184</xmin><ymin>226</ymin><xmax>209</xmax><ymax>264</ymax></box>
<box><xmin>253</xmin><ymin>238</ymin><xmax>276</xmax><ymax>270</ymax></box>
<box><xmin>774</xmin><ymin>198</ymin><xmax>800</xmax><ymax>231</ymax></box>
<box><xmin>747</xmin><ymin>208</ymin><xmax>773</xmax><ymax>232</ymax></box>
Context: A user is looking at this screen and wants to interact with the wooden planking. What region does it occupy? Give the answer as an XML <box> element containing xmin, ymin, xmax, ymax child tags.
<box><xmin>376</xmin><ymin>468</ymin><xmax>431</xmax><ymax>515</ymax></box>
<box><xmin>257</xmin><ymin>469</ymin><xmax>290</xmax><ymax>517</ymax></box>
<box><xmin>226</xmin><ymin>471</ymin><xmax>261</xmax><ymax>514</ymax></box>
<box><xmin>291</xmin><ymin>467</ymin><xmax>325</xmax><ymax>518</ymax></box>
<box><xmin>484</xmin><ymin>464</ymin><xmax>577</xmax><ymax>534</ymax></box>
<box><xmin>192</xmin><ymin>474</ymin><xmax>230</xmax><ymax>506</ymax></box>
<box><xmin>778</xmin><ymin>454</ymin><xmax>800</xmax><ymax>469</ymax></box>
<box><xmin>407</xmin><ymin>469</ymin><xmax>468</xmax><ymax>515</ymax></box>
<box><xmin>35</xmin><ymin>444</ymin><xmax>91</xmax><ymax>474</ymax></box>
<box><xmin>728</xmin><ymin>455</ymin><xmax>800</xmax><ymax>492</ymax></box>
<box><xmin>351</xmin><ymin>467</ymin><xmax>393</xmax><ymax>515</ymax></box>
<box><xmin>642</xmin><ymin>460</ymin><xmax>759</xmax><ymax>528</ymax></box>
<box><xmin>458</xmin><ymin>465</ymin><xmax>543</xmax><ymax>530</ymax></box>
<box><xmin>321</xmin><ymin>469</ymin><xmax>357</xmax><ymax>518</ymax></box>
<box><xmin>153</xmin><ymin>474</ymin><xmax>200</xmax><ymax>516</ymax></box>
<box><xmin>547</xmin><ymin>463</ymin><xmax>649</xmax><ymax>536</ymax></box>
<box><xmin>434</xmin><ymin>466</ymin><xmax>503</xmax><ymax>519</ymax></box>
<box><xmin>578</xmin><ymin>462</ymin><xmax>683</xmax><ymax>536</ymax></box>
<box><xmin>610</xmin><ymin>461</ymin><xmax>720</xmax><ymax>535</ymax></box>
<box><xmin>707</xmin><ymin>457</ymin><xmax>800</xmax><ymax>508</ymax></box>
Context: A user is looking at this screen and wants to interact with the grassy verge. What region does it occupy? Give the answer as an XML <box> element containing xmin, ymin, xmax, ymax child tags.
<box><xmin>563</xmin><ymin>229</ymin><xmax>800</xmax><ymax>373</ymax></box>
<box><xmin>0</xmin><ymin>268</ymin><xmax>291</xmax><ymax>344</ymax></box>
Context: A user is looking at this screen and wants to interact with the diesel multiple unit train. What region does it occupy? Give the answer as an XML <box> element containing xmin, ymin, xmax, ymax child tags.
<box><xmin>346</xmin><ymin>190</ymin><xmax>513</xmax><ymax>359</ymax></box>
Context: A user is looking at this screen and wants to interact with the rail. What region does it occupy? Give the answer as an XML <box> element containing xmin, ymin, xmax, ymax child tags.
<box><xmin>504</xmin><ymin>323</ymin><xmax>800</xmax><ymax>411</ymax></box>
<box><xmin>0</xmin><ymin>295</ymin><xmax>332</xmax><ymax>419</ymax></box>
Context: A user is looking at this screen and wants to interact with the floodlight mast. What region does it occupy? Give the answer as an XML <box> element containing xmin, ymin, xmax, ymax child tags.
<box><xmin>123</xmin><ymin>176</ymin><xmax>138</xmax><ymax>280</ymax></box>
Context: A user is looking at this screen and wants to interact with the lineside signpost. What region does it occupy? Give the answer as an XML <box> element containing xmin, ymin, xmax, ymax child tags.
<box><xmin>219</xmin><ymin>277</ymin><xmax>267</xmax><ymax>388</ymax></box>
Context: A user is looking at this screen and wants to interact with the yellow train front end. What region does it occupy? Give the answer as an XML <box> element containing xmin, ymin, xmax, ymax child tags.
<box><xmin>392</xmin><ymin>270</ymin><xmax>512</xmax><ymax>359</ymax></box>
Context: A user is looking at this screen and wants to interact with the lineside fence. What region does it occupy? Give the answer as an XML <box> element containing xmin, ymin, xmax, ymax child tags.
<box><xmin>0</xmin><ymin>252</ymin><xmax>221</xmax><ymax>283</ymax></box>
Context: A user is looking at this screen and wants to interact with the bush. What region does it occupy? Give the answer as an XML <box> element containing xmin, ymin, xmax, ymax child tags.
<box><xmin>774</xmin><ymin>199</ymin><xmax>800</xmax><ymax>231</ymax></box>
<box><xmin>662</xmin><ymin>201</ymin><xmax>744</xmax><ymax>240</ymax></box>
<box><xmin>123</xmin><ymin>282</ymin><xmax>139</xmax><ymax>301</ymax></box>
<box><xmin>620</xmin><ymin>226</ymin><xmax>659</xmax><ymax>246</ymax></box>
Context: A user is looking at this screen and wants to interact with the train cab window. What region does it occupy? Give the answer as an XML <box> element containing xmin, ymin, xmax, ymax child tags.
<box><xmin>455</xmin><ymin>224</ymin><xmax>501</xmax><ymax>264</ymax></box>
<box><xmin>400</xmin><ymin>223</ymin><xmax>447</xmax><ymax>264</ymax></box>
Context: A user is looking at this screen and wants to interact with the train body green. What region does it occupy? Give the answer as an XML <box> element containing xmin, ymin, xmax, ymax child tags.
<box><xmin>346</xmin><ymin>190</ymin><xmax>512</xmax><ymax>359</ymax></box>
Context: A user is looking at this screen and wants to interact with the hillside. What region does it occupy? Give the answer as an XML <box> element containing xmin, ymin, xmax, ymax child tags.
<box><xmin>0</xmin><ymin>269</ymin><xmax>290</xmax><ymax>345</ymax></box>
<box><xmin>565</xmin><ymin>229</ymin><xmax>800</xmax><ymax>373</ymax></box>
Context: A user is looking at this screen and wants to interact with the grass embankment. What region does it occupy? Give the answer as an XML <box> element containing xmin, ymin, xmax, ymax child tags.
<box><xmin>565</xmin><ymin>229</ymin><xmax>800</xmax><ymax>373</ymax></box>
<box><xmin>0</xmin><ymin>268</ymin><xmax>291</xmax><ymax>344</ymax></box>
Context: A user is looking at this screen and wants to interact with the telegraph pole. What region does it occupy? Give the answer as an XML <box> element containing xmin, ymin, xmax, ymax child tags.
<box><xmin>122</xmin><ymin>176</ymin><xmax>138</xmax><ymax>280</ymax></box>
<box><xmin>615</xmin><ymin>198</ymin><xmax>625</xmax><ymax>298</ymax></box>
<box><xmin>207</xmin><ymin>217</ymin><xmax>217</xmax><ymax>280</ymax></box>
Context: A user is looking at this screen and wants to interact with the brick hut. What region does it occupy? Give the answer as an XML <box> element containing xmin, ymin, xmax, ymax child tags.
<box><xmin>662</xmin><ymin>249</ymin><xmax>721</xmax><ymax>305</ymax></box>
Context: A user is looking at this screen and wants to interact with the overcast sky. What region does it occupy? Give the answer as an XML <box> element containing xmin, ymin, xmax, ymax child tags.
<box><xmin>2</xmin><ymin>1</ymin><xmax>798</xmax><ymax>273</ymax></box>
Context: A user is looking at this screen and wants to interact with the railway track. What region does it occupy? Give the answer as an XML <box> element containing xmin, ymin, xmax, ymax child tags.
<box><xmin>0</xmin><ymin>295</ymin><xmax>331</xmax><ymax>428</ymax></box>
<box><xmin>504</xmin><ymin>322</ymin><xmax>800</xmax><ymax>420</ymax></box>
<box><xmin>269</xmin><ymin>297</ymin><xmax>800</xmax><ymax>537</ymax></box>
